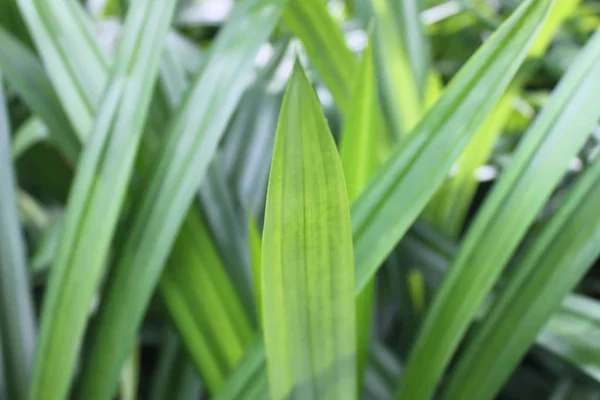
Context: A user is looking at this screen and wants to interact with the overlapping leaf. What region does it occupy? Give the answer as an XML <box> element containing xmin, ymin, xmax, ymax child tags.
<box><xmin>30</xmin><ymin>2</ymin><xmax>177</xmax><ymax>399</ymax></box>
<box><xmin>75</xmin><ymin>1</ymin><xmax>286</xmax><ymax>398</ymax></box>
<box><xmin>0</xmin><ymin>73</ymin><xmax>36</xmax><ymax>400</ymax></box>
<box><xmin>442</xmin><ymin>33</ymin><xmax>600</xmax><ymax>395</ymax></box>
<box><xmin>352</xmin><ymin>0</ymin><xmax>554</xmax><ymax>294</ymax></box>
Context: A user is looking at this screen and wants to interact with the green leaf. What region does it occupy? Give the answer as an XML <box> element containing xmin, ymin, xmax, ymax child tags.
<box><xmin>425</xmin><ymin>0</ymin><xmax>581</xmax><ymax>237</ymax></box>
<box><xmin>397</xmin><ymin>10</ymin><xmax>600</xmax><ymax>400</ymax></box>
<box><xmin>0</xmin><ymin>27</ymin><xmax>79</xmax><ymax>162</ymax></box>
<box><xmin>15</xmin><ymin>0</ymin><xmax>257</xmax><ymax>392</ymax></box>
<box><xmin>15</xmin><ymin>0</ymin><xmax>109</xmax><ymax>136</ymax></box>
<box><xmin>29</xmin><ymin>2</ymin><xmax>177</xmax><ymax>399</ymax></box>
<box><xmin>262</xmin><ymin>62</ymin><xmax>356</xmax><ymax>400</ymax></box>
<box><xmin>0</xmin><ymin>73</ymin><xmax>36</xmax><ymax>400</ymax></box>
<box><xmin>388</xmin><ymin>0</ymin><xmax>430</xmax><ymax>94</ymax></box>
<box><xmin>443</xmin><ymin>154</ymin><xmax>600</xmax><ymax>398</ymax></box>
<box><xmin>262</xmin><ymin>64</ymin><xmax>356</xmax><ymax>399</ymax></box>
<box><xmin>441</xmin><ymin>34</ymin><xmax>600</xmax><ymax>395</ymax></box>
<box><xmin>352</xmin><ymin>0</ymin><xmax>554</xmax><ymax>295</ymax></box>
<box><xmin>74</xmin><ymin>1</ymin><xmax>286</xmax><ymax>397</ymax></box>
<box><xmin>282</xmin><ymin>0</ymin><xmax>355</xmax><ymax>109</ymax></box>
<box><xmin>339</xmin><ymin>39</ymin><xmax>380</xmax><ymax>202</ymax></box>
<box><xmin>339</xmin><ymin>38</ymin><xmax>379</xmax><ymax>392</ymax></box>
<box><xmin>402</xmin><ymin>219</ymin><xmax>600</xmax><ymax>386</ymax></box>
<box><xmin>11</xmin><ymin>0</ymin><xmax>256</xmax><ymax>395</ymax></box>
<box><xmin>159</xmin><ymin>210</ymin><xmax>254</xmax><ymax>392</ymax></box>
<box><xmin>371</xmin><ymin>0</ymin><xmax>423</xmax><ymax>136</ymax></box>
<box><xmin>157</xmin><ymin>38</ymin><xmax>257</xmax><ymax>396</ymax></box>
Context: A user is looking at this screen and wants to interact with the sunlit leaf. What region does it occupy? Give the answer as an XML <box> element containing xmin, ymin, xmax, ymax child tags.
<box><xmin>262</xmin><ymin>62</ymin><xmax>356</xmax><ymax>399</ymax></box>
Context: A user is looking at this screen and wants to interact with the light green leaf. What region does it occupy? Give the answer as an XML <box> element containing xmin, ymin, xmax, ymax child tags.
<box><xmin>425</xmin><ymin>0</ymin><xmax>581</xmax><ymax>237</ymax></box>
<box><xmin>339</xmin><ymin>39</ymin><xmax>380</xmax><ymax>202</ymax></box>
<box><xmin>30</xmin><ymin>2</ymin><xmax>177</xmax><ymax>399</ymax></box>
<box><xmin>371</xmin><ymin>0</ymin><xmax>422</xmax><ymax>136</ymax></box>
<box><xmin>0</xmin><ymin>73</ymin><xmax>36</xmax><ymax>400</ymax></box>
<box><xmin>160</xmin><ymin>211</ymin><xmax>254</xmax><ymax>392</ymax></box>
<box><xmin>352</xmin><ymin>0</ymin><xmax>554</xmax><ymax>294</ymax></box>
<box><xmin>442</xmin><ymin>34</ymin><xmax>600</xmax><ymax>394</ymax></box>
<box><xmin>339</xmin><ymin>38</ymin><xmax>379</xmax><ymax>392</ymax></box>
<box><xmin>11</xmin><ymin>0</ymin><xmax>257</xmax><ymax>395</ymax></box>
<box><xmin>15</xmin><ymin>0</ymin><xmax>109</xmax><ymax>136</ymax></box>
<box><xmin>402</xmin><ymin>219</ymin><xmax>600</xmax><ymax>386</ymax></box>
<box><xmin>397</xmin><ymin>8</ymin><xmax>600</xmax><ymax>400</ymax></box>
<box><xmin>262</xmin><ymin>63</ymin><xmax>356</xmax><ymax>399</ymax></box>
<box><xmin>388</xmin><ymin>0</ymin><xmax>430</xmax><ymax>93</ymax></box>
<box><xmin>75</xmin><ymin>1</ymin><xmax>286</xmax><ymax>397</ymax></box>
<box><xmin>443</xmin><ymin>153</ymin><xmax>600</xmax><ymax>398</ymax></box>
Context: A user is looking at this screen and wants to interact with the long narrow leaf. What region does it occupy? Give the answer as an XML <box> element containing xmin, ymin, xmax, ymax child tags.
<box><xmin>262</xmin><ymin>62</ymin><xmax>356</xmax><ymax>399</ymax></box>
<box><xmin>352</xmin><ymin>0</ymin><xmax>554</xmax><ymax>294</ymax></box>
<box><xmin>16</xmin><ymin>0</ymin><xmax>108</xmax><ymax>136</ymax></box>
<box><xmin>75</xmin><ymin>1</ymin><xmax>286</xmax><ymax>398</ymax></box>
<box><xmin>371</xmin><ymin>0</ymin><xmax>422</xmax><ymax>136</ymax></box>
<box><xmin>10</xmin><ymin>0</ymin><xmax>256</xmax><ymax>395</ymax></box>
<box><xmin>442</xmin><ymin>36</ymin><xmax>600</xmax><ymax>395</ymax></box>
<box><xmin>425</xmin><ymin>0</ymin><xmax>580</xmax><ymax>236</ymax></box>
<box><xmin>160</xmin><ymin>210</ymin><xmax>254</xmax><ymax>392</ymax></box>
<box><xmin>402</xmin><ymin>219</ymin><xmax>600</xmax><ymax>385</ymax></box>
<box><xmin>30</xmin><ymin>2</ymin><xmax>177</xmax><ymax>399</ymax></box>
<box><xmin>21</xmin><ymin>2</ymin><xmax>254</xmax><ymax>393</ymax></box>
<box><xmin>397</xmin><ymin>9</ymin><xmax>600</xmax><ymax>400</ymax></box>
<box><xmin>339</xmin><ymin>38</ymin><xmax>379</xmax><ymax>391</ymax></box>
<box><xmin>0</xmin><ymin>73</ymin><xmax>36</xmax><ymax>400</ymax></box>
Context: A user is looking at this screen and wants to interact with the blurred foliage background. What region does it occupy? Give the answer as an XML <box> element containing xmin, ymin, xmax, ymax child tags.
<box><xmin>1</xmin><ymin>0</ymin><xmax>600</xmax><ymax>399</ymax></box>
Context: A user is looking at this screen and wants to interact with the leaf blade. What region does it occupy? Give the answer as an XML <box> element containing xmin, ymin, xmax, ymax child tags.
<box><xmin>441</xmin><ymin>33</ymin><xmax>600</xmax><ymax>395</ymax></box>
<box><xmin>30</xmin><ymin>2</ymin><xmax>177</xmax><ymax>399</ymax></box>
<box><xmin>352</xmin><ymin>0</ymin><xmax>555</xmax><ymax>295</ymax></box>
<box><xmin>0</xmin><ymin>73</ymin><xmax>36</xmax><ymax>400</ymax></box>
<box><xmin>74</xmin><ymin>1</ymin><xmax>287</xmax><ymax>397</ymax></box>
<box><xmin>262</xmin><ymin>62</ymin><xmax>356</xmax><ymax>399</ymax></box>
